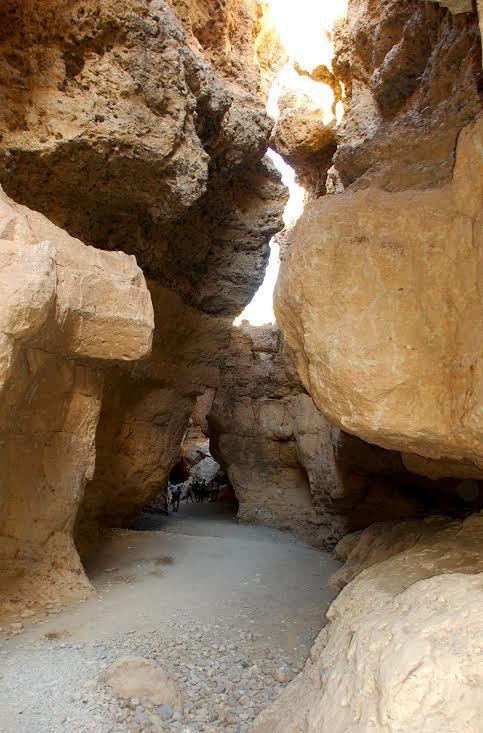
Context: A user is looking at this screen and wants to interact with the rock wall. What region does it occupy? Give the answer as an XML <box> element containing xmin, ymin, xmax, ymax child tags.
<box><xmin>0</xmin><ymin>188</ymin><xmax>153</xmax><ymax>615</ymax></box>
<box><xmin>209</xmin><ymin>324</ymin><xmax>322</xmax><ymax>543</ymax></box>
<box><xmin>252</xmin><ymin>511</ymin><xmax>483</xmax><ymax>733</ymax></box>
<box><xmin>273</xmin><ymin>0</ymin><xmax>482</xmax><ymax>478</ymax></box>
<box><xmin>331</xmin><ymin>0</ymin><xmax>481</xmax><ymax>192</ymax></box>
<box><xmin>276</xmin><ymin>111</ymin><xmax>483</xmax><ymax>478</ymax></box>
<box><xmin>261</xmin><ymin>2</ymin><xmax>483</xmax><ymax>730</ymax></box>
<box><xmin>0</xmin><ymin>1</ymin><xmax>286</xmax><ymax>594</ymax></box>
<box><xmin>208</xmin><ymin>323</ymin><xmax>462</xmax><ymax>547</ymax></box>
<box><xmin>0</xmin><ymin>0</ymin><xmax>286</xmax><ymax>551</ymax></box>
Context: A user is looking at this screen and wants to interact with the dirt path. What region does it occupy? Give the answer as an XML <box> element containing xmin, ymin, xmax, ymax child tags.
<box><xmin>0</xmin><ymin>502</ymin><xmax>339</xmax><ymax>733</ymax></box>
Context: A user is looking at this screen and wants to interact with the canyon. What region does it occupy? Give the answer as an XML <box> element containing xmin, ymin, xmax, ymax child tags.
<box><xmin>0</xmin><ymin>0</ymin><xmax>482</xmax><ymax>732</ymax></box>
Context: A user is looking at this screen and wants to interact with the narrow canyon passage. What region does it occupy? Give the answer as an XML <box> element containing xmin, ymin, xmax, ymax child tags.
<box><xmin>0</xmin><ymin>1</ymin><xmax>482</xmax><ymax>732</ymax></box>
<box><xmin>1</xmin><ymin>504</ymin><xmax>339</xmax><ymax>733</ymax></box>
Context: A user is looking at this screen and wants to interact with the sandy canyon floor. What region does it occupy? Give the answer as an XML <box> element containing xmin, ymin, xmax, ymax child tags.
<box><xmin>0</xmin><ymin>502</ymin><xmax>339</xmax><ymax>733</ymax></box>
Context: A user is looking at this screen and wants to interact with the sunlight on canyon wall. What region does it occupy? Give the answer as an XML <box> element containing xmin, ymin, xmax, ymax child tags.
<box><xmin>234</xmin><ymin>0</ymin><xmax>348</xmax><ymax>326</ymax></box>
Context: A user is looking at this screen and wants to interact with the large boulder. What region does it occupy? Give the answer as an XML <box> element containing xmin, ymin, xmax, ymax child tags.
<box><xmin>276</xmin><ymin>114</ymin><xmax>483</xmax><ymax>476</ymax></box>
<box><xmin>209</xmin><ymin>324</ymin><xmax>454</xmax><ymax>547</ymax></box>
<box><xmin>252</xmin><ymin>512</ymin><xmax>483</xmax><ymax>733</ymax></box>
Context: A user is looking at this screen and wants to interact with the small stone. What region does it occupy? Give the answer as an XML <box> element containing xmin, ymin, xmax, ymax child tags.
<box><xmin>271</xmin><ymin>666</ymin><xmax>292</xmax><ymax>683</ymax></box>
<box><xmin>154</xmin><ymin>704</ymin><xmax>173</xmax><ymax>720</ymax></box>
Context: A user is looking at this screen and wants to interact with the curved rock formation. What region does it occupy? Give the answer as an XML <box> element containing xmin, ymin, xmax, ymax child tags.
<box><xmin>276</xmin><ymin>113</ymin><xmax>483</xmax><ymax>476</ymax></box>
<box><xmin>252</xmin><ymin>511</ymin><xmax>483</xmax><ymax>733</ymax></box>
<box><xmin>0</xmin><ymin>0</ymin><xmax>286</xmax><ymax>591</ymax></box>
<box><xmin>208</xmin><ymin>323</ymin><xmax>465</xmax><ymax>547</ymax></box>
<box><xmin>0</xmin><ymin>0</ymin><xmax>286</xmax><ymax>547</ymax></box>
<box><xmin>0</xmin><ymin>188</ymin><xmax>153</xmax><ymax>614</ymax></box>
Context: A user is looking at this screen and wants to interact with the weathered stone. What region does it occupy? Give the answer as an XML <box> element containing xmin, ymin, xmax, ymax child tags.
<box><xmin>209</xmin><ymin>324</ymin><xmax>449</xmax><ymax>547</ymax></box>
<box><xmin>0</xmin><ymin>188</ymin><xmax>154</xmax><ymax>615</ymax></box>
<box><xmin>331</xmin><ymin>0</ymin><xmax>481</xmax><ymax>191</ymax></box>
<box><xmin>276</xmin><ymin>115</ymin><xmax>483</xmax><ymax>475</ymax></box>
<box><xmin>271</xmin><ymin>89</ymin><xmax>337</xmax><ymax>197</ymax></box>
<box><xmin>252</xmin><ymin>512</ymin><xmax>483</xmax><ymax>733</ymax></box>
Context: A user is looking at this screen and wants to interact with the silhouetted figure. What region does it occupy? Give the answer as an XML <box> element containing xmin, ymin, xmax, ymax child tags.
<box><xmin>171</xmin><ymin>486</ymin><xmax>181</xmax><ymax>512</ymax></box>
<box><xmin>210</xmin><ymin>481</ymin><xmax>220</xmax><ymax>502</ymax></box>
<box><xmin>184</xmin><ymin>483</ymin><xmax>194</xmax><ymax>502</ymax></box>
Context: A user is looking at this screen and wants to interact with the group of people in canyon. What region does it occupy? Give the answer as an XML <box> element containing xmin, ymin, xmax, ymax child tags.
<box><xmin>167</xmin><ymin>478</ymin><xmax>222</xmax><ymax>512</ymax></box>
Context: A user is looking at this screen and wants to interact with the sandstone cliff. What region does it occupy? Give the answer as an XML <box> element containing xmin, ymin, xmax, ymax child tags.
<box><xmin>208</xmin><ymin>323</ymin><xmax>469</xmax><ymax>547</ymax></box>
<box><xmin>0</xmin><ymin>0</ymin><xmax>285</xmax><ymax>595</ymax></box>
<box><xmin>276</xmin><ymin>111</ymin><xmax>483</xmax><ymax>479</ymax></box>
<box><xmin>262</xmin><ymin>1</ymin><xmax>482</xmax><ymax>730</ymax></box>
<box><xmin>273</xmin><ymin>0</ymin><xmax>482</xmax><ymax>481</ymax></box>
<box><xmin>0</xmin><ymin>187</ymin><xmax>153</xmax><ymax>615</ymax></box>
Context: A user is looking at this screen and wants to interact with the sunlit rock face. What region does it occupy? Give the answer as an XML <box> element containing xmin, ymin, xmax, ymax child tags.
<box><xmin>331</xmin><ymin>0</ymin><xmax>481</xmax><ymax>192</ymax></box>
<box><xmin>276</xmin><ymin>114</ymin><xmax>483</xmax><ymax>477</ymax></box>
<box><xmin>0</xmin><ymin>0</ymin><xmax>286</xmax><ymax>544</ymax></box>
<box><xmin>252</xmin><ymin>511</ymin><xmax>483</xmax><ymax>733</ymax></box>
<box><xmin>272</xmin><ymin>88</ymin><xmax>337</xmax><ymax>197</ymax></box>
<box><xmin>0</xmin><ymin>188</ymin><xmax>154</xmax><ymax>615</ymax></box>
<box><xmin>207</xmin><ymin>324</ymin><xmax>461</xmax><ymax>547</ymax></box>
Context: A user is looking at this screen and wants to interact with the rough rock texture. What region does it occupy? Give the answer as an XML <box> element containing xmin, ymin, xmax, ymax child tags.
<box><xmin>428</xmin><ymin>0</ymin><xmax>472</xmax><ymax>13</ymax></box>
<box><xmin>0</xmin><ymin>0</ymin><xmax>285</xmax><ymax>304</ymax></box>
<box><xmin>167</xmin><ymin>0</ymin><xmax>263</xmax><ymax>96</ymax></box>
<box><xmin>208</xmin><ymin>324</ymin><xmax>460</xmax><ymax>547</ymax></box>
<box><xmin>276</xmin><ymin>114</ymin><xmax>483</xmax><ymax>476</ymax></box>
<box><xmin>264</xmin><ymin>6</ymin><xmax>483</xmax><ymax>731</ymax></box>
<box><xmin>209</xmin><ymin>324</ymin><xmax>320</xmax><ymax>544</ymax></box>
<box><xmin>0</xmin><ymin>188</ymin><xmax>153</xmax><ymax>615</ymax></box>
<box><xmin>271</xmin><ymin>89</ymin><xmax>337</xmax><ymax>197</ymax></box>
<box><xmin>331</xmin><ymin>0</ymin><xmax>481</xmax><ymax>192</ymax></box>
<box><xmin>0</xmin><ymin>0</ymin><xmax>286</xmax><ymax>544</ymax></box>
<box><xmin>252</xmin><ymin>512</ymin><xmax>483</xmax><ymax>733</ymax></box>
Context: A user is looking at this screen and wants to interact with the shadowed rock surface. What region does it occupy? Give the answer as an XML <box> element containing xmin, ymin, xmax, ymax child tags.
<box><xmin>208</xmin><ymin>323</ymin><xmax>473</xmax><ymax>548</ymax></box>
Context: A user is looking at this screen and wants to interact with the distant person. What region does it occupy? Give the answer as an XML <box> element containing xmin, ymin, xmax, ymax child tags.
<box><xmin>170</xmin><ymin>485</ymin><xmax>181</xmax><ymax>512</ymax></box>
<box><xmin>199</xmin><ymin>480</ymin><xmax>207</xmax><ymax>502</ymax></box>
<box><xmin>210</xmin><ymin>481</ymin><xmax>220</xmax><ymax>502</ymax></box>
<box><xmin>184</xmin><ymin>481</ymin><xmax>194</xmax><ymax>502</ymax></box>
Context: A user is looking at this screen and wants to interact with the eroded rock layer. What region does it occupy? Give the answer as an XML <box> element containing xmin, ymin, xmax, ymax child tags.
<box><xmin>0</xmin><ymin>0</ymin><xmax>286</xmax><ymax>588</ymax></box>
<box><xmin>276</xmin><ymin>112</ymin><xmax>483</xmax><ymax>477</ymax></box>
<box><xmin>0</xmin><ymin>188</ymin><xmax>154</xmax><ymax>614</ymax></box>
<box><xmin>253</xmin><ymin>511</ymin><xmax>483</xmax><ymax>733</ymax></box>
<box><xmin>266</xmin><ymin>2</ymin><xmax>482</xmax><ymax>730</ymax></box>
<box><xmin>208</xmin><ymin>324</ymin><xmax>466</xmax><ymax>547</ymax></box>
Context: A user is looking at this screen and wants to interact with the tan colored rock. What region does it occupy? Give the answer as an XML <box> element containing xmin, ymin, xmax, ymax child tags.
<box><xmin>0</xmin><ymin>0</ymin><xmax>283</xmax><ymax>301</ymax></box>
<box><xmin>252</xmin><ymin>512</ymin><xmax>483</xmax><ymax>733</ymax></box>
<box><xmin>332</xmin><ymin>0</ymin><xmax>481</xmax><ymax>191</ymax></box>
<box><xmin>272</xmin><ymin>90</ymin><xmax>337</xmax><ymax>198</ymax></box>
<box><xmin>168</xmin><ymin>0</ymin><xmax>264</xmax><ymax>97</ymax></box>
<box><xmin>209</xmin><ymin>324</ymin><xmax>451</xmax><ymax>547</ymax></box>
<box><xmin>0</xmin><ymin>188</ymin><xmax>154</xmax><ymax>616</ymax></box>
<box><xmin>103</xmin><ymin>656</ymin><xmax>184</xmax><ymax>710</ymax></box>
<box><xmin>427</xmin><ymin>0</ymin><xmax>472</xmax><ymax>12</ymax></box>
<box><xmin>0</xmin><ymin>1</ymin><xmax>287</xmax><ymax>547</ymax></box>
<box><xmin>276</xmin><ymin>114</ymin><xmax>483</xmax><ymax>474</ymax></box>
